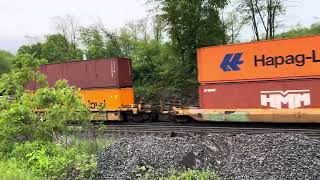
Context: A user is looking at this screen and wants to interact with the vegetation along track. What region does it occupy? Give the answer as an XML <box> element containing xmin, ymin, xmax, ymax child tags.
<box><xmin>76</xmin><ymin>122</ymin><xmax>320</xmax><ymax>139</ymax></box>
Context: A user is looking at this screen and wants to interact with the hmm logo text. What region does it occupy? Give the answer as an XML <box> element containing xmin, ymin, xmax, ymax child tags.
<box><xmin>260</xmin><ymin>90</ymin><xmax>311</xmax><ymax>109</ymax></box>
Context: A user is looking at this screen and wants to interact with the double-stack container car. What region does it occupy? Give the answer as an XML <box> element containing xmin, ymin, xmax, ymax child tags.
<box><xmin>173</xmin><ymin>36</ymin><xmax>320</xmax><ymax>123</ymax></box>
<box><xmin>29</xmin><ymin>58</ymin><xmax>139</xmax><ymax>121</ymax></box>
<box><xmin>28</xmin><ymin>36</ymin><xmax>320</xmax><ymax>123</ymax></box>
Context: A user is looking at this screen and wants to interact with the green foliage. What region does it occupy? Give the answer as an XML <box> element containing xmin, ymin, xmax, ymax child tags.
<box><xmin>137</xmin><ymin>169</ymin><xmax>219</xmax><ymax>180</ymax></box>
<box><xmin>157</xmin><ymin>0</ymin><xmax>228</xmax><ymax>74</ymax></box>
<box><xmin>236</xmin><ymin>0</ymin><xmax>286</xmax><ymax>40</ymax></box>
<box><xmin>132</xmin><ymin>41</ymin><xmax>196</xmax><ymax>102</ymax></box>
<box><xmin>0</xmin><ymin>81</ymin><xmax>90</xmax><ymax>148</ymax></box>
<box><xmin>0</xmin><ymin>53</ymin><xmax>46</xmax><ymax>97</ymax></box>
<box><xmin>68</xmin><ymin>136</ymin><xmax>113</xmax><ymax>155</ymax></box>
<box><xmin>18</xmin><ymin>43</ymin><xmax>43</xmax><ymax>60</ymax></box>
<box><xmin>0</xmin><ymin>101</ymin><xmax>38</xmax><ymax>148</ymax></box>
<box><xmin>13</xmin><ymin>1</ymin><xmax>229</xmax><ymax>103</ymax></box>
<box><xmin>0</xmin><ymin>158</ymin><xmax>39</xmax><ymax>180</ymax></box>
<box><xmin>78</xmin><ymin>22</ymin><xmax>196</xmax><ymax>102</ymax></box>
<box><xmin>2</xmin><ymin>141</ymin><xmax>96</xmax><ymax>179</ymax></box>
<box><xmin>15</xmin><ymin>9</ymin><xmax>225</xmax><ymax>103</ymax></box>
<box><xmin>0</xmin><ymin>50</ymin><xmax>14</xmax><ymax>76</ymax></box>
<box><xmin>0</xmin><ymin>54</ymin><xmax>94</xmax><ymax>179</ymax></box>
<box><xmin>79</xmin><ymin>26</ymin><xmax>109</xmax><ymax>59</ymax></box>
<box><xmin>127</xmin><ymin>0</ymin><xmax>228</xmax><ymax>103</ymax></box>
<box><xmin>41</xmin><ymin>34</ymin><xmax>82</xmax><ymax>63</ymax></box>
<box><xmin>17</xmin><ymin>34</ymin><xmax>82</xmax><ymax>63</ymax></box>
<box><xmin>276</xmin><ymin>22</ymin><xmax>320</xmax><ymax>38</ymax></box>
<box><xmin>165</xmin><ymin>170</ymin><xmax>219</xmax><ymax>180</ymax></box>
<box><xmin>0</xmin><ymin>53</ymin><xmax>90</xmax><ymax>149</ymax></box>
<box><xmin>0</xmin><ymin>135</ymin><xmax>112</xmax><ymax>179</ymax></box>
<box><xmin>33</xmin><ymin>80</ymin><xmax>90</xmax><ymax>124</ymax></box>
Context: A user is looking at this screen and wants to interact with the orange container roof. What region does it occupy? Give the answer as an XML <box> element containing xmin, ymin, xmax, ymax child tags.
<box><xmin>198</xmin><ymin>35</ymin><xmax>320</xmax><ymax>83</ymax></box>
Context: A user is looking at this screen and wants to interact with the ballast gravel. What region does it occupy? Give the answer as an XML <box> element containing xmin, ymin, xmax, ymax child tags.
<box><xmin>96</xmin><ymin>133</ymin><xmax>320</xmax><ymax>180</ymax></box>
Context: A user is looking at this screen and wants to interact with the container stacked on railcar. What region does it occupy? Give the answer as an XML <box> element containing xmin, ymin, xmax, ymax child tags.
<box><xmin>29</xmin><ymin>58</ymin><xmax>135</xmax><ymax>120</ymax></box>
<box><xmin>28</xmin><ymin>58</ymin><xmax>133</xmax><ymax>89</ymax></box>
<box><xmin>194</xmin><ymin>35</ymin><xmax>320</xmax><ymax>122</ymax></box>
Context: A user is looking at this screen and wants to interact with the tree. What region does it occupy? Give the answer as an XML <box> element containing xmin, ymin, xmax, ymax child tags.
<box><xmin>0</xmin><ymin>54</ymin><xmax>46</xmax><ymax>97</ymax></box>
<box><xmin>0</xmin><ymin>50</ymin><xmax>14</xmax><ymax>76</ymax></box>
<box><xmin>17</xmin><ymin>15</ymin><xmax>83</xmax><ymax>63</ymax></box>
<box><xmin>237</xmin><ymin>0</ymin><xmax>286</xmax><ymax>40</ymax></box>
<box><xmin>152</xmin><ymin>15</ymin><xmax>166</xmax><ymax>42</ymax></box>
<box><xmin>276</xmin><ymin>22</ymin><xmax>320</xmax><ymax>38</ymax></box>
<box><xmin>79</xmin><ymin>26</ymin><xmax>105</xmax><ymax>59</ymax></box>
<box><xmin>17</xmin><ymin>34</ymin><xmax>82</xmax><ymax>64</ymax></box>
<box><xmin>154</xmin><ymin>0</ymin><xmax>228</xmax><ymax>75</ymax></box>
<box><xmin>224</xmin><ymin>11</ymin><xmax>245</xmax><ymax>43</ymax></box>
<box><xmin>0</xmin><ymin>54</ymin><xmax>90</xmax><ymax>147</ymax></box>
<box><xmin>117</xmin><ymin>27</ymin><xmax>137</xmax><ymax>57</ymax></box>
<box><xmin>52</xmin><ymin>15</ymin><xmax>79</xmax><ymax>51</ymax></box>
<box><xmin>137</xmin><ymin>18</ymin><xmax>149</xmax><ymax>41</ymax></box>
<box><xmin>79</xmin><ymin>26</ymin><xmax>118</xmax><ymax>59</ymax></box>
<box><xmin>0</xmin><ymin>47</ymin><xmax>95</xmax><ymax>180</ymax></box>
<box><xmin>41</xmin><ymin>34</ymin><xmax>82</xmax><ymax>63</ymax></box>
<box><xmin>17</xmin><ymin>43</ymin><xmax>43</xmax><ymax>59</ymax></box>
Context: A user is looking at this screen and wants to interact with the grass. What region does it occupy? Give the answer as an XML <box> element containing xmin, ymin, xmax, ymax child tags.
<box><xmin>164</xmin><ymin>170</ymin><xmax>220</xmax><ymax>180</ymax></box>
<box><xmin>0</xmin><ymin>158</ymin><xmax>39</xmax><ymax>180</ymax></box>
<box><xmin>136</xmin><ymin>168</ymin><xmax>220</xmax><ymax>180</ymax></box>
<box><xmin>0</xmin><ymin>136</ymin><xmax>113</xmax><ymax>180</ymax></box>
<box><xmin>67</xmin><ymin>136</ymin><xmax>114</xmax><ymax>155</ymax></box>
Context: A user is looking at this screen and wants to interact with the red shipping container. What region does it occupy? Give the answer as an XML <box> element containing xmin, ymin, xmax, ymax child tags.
<box><xmin>28</xmin><ymin>58</ymin><xmax>133</xmax><ymax>90</ymax></box>
<box><xmin>199</xmin><ymin>79</ymin><xmax>320</xmax><ymax>109</ymax></box>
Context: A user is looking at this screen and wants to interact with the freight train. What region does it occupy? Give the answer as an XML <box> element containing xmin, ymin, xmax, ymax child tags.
<box><xmin>28</xmin><ymin>36</ymin><xmax>320</xmax><ymax>123</ymax></box>
<box><xmin>27</xmin><ymin>58</ymin><xmax>156</xmax><ymax>122</ymax></box>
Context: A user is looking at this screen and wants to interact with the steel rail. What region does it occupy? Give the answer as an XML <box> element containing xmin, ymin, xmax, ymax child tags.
<box><xmin>83</xmin><ymin>123</ymin><xmax>320</xmax><ymax>139</ymax></box>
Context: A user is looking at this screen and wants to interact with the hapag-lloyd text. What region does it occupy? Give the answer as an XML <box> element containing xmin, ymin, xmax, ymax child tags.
<box><xmin>255</xmin><ymin>50</ymin><xmax>320</xmax><ymax>68</ymax></box>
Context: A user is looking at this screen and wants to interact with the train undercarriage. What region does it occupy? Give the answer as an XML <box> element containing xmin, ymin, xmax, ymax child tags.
<box><xmin>88</xmin><ymin>102</ymin><xmax>320</xmax><ymax>123</ymax></box>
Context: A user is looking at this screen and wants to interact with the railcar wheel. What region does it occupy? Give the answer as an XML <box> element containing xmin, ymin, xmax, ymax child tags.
<box><xmin>174</xmin><ymin>116</ymin><xmax>191</xmax><ymax>123</ymax></box>
<box><xmin>150</xmin><ymin>113</ymin><xmax>159</xmax><ymax>122</ymax></box>
<box><xmin>132</xmin><ymin>114</ymin><xmax>145</xmax><ymax>122</ymax></box>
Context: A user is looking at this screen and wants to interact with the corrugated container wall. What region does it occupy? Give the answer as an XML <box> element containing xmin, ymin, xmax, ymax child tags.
<box><xmin>28</xmin><ymin>58</ymin><xmax>133</xmax><ymax>90</ymax></box>
<box><xmin>199</xmin><ymin>79</ymin><xmax>320</xmax><ymax>109</ymax></box>
<box><xmin>198</xmin><ymin>36</ymin><xmax>320</xmax><ymax>83</ymax></box>
<box><xmin>80</xmin><ymin>88</ymin><xmax>134</xmax><ymax>111</ymax></box>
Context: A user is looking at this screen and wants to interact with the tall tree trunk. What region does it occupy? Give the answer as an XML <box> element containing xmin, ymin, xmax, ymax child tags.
<box><xmin>255</xmin><ymin>0</ymin><xmax>268</xmax><ymax>37</ymax></box>
<box><xmin>271</xmin><ymin>3</ymin><xmax>278</xmax><ymax>39</ymax></box>
<box><xmin>248</xmin><ymin>0</ymin><xmax>260</xmax><ymax>41</ymax></box>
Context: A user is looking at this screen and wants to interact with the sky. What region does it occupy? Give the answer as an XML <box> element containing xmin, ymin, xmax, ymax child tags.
<box><xmin>0</xmin><ymin>0</ymin><xmax>319</xmax><ymax>53</ymax></box>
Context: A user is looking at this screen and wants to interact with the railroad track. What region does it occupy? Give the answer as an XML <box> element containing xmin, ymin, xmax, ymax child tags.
<box><xmin>82</xmin><ymin>122</ymin><xmax>320</xmax><ymax>139</ymax></box>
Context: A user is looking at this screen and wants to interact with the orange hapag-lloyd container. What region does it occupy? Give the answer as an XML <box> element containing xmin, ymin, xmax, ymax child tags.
<box><xmin>80</xmin><ymin>88</ymin><xmax>134</xmax><ymax>111</ymax></box>
<box><xmin>198</xmin><ymin>35</ymin><xmax>320</xmax><ymax>83</ymax></box>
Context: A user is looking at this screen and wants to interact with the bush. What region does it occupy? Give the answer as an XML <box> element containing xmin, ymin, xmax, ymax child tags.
<box><xmin>4</xmin><ymin>141</ymin><xmax>96</xmax><ymax>179</ymax></box>
<box><xmin>0</xmin><ymin>53</ymin><xmax>94</xmax><ymax>179</ymax></box>
<box><xmin>0</xmin><ymin>80</ymin><xmax>91</xmax><ymax>152</ymax></box>
<box><xmin>0</xmin><ymin>50</ymin><xmax>14</xmax><ymax>76</ymax></box>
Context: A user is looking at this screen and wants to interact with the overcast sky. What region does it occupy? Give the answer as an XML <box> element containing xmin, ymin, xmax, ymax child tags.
<box><xmin>0</xmin><ymin>0</ymin><xmax>318</xmax><ymax>53</ymax></box>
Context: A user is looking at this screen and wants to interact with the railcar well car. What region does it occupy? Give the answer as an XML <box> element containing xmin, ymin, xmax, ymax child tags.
<box><xmin>28</xmin><ymin>58</ymin><xmax>154</xmax><ymax>121</ymax></box>
<box><xmin>171</xmin><ymin>35</ymin><xmax>320</xmax><ymax>123</ymax></box>
<box><xmin>30</xmin><ymin>36</ymin><xmax>320</xmax><ymax>123</ymax></box>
